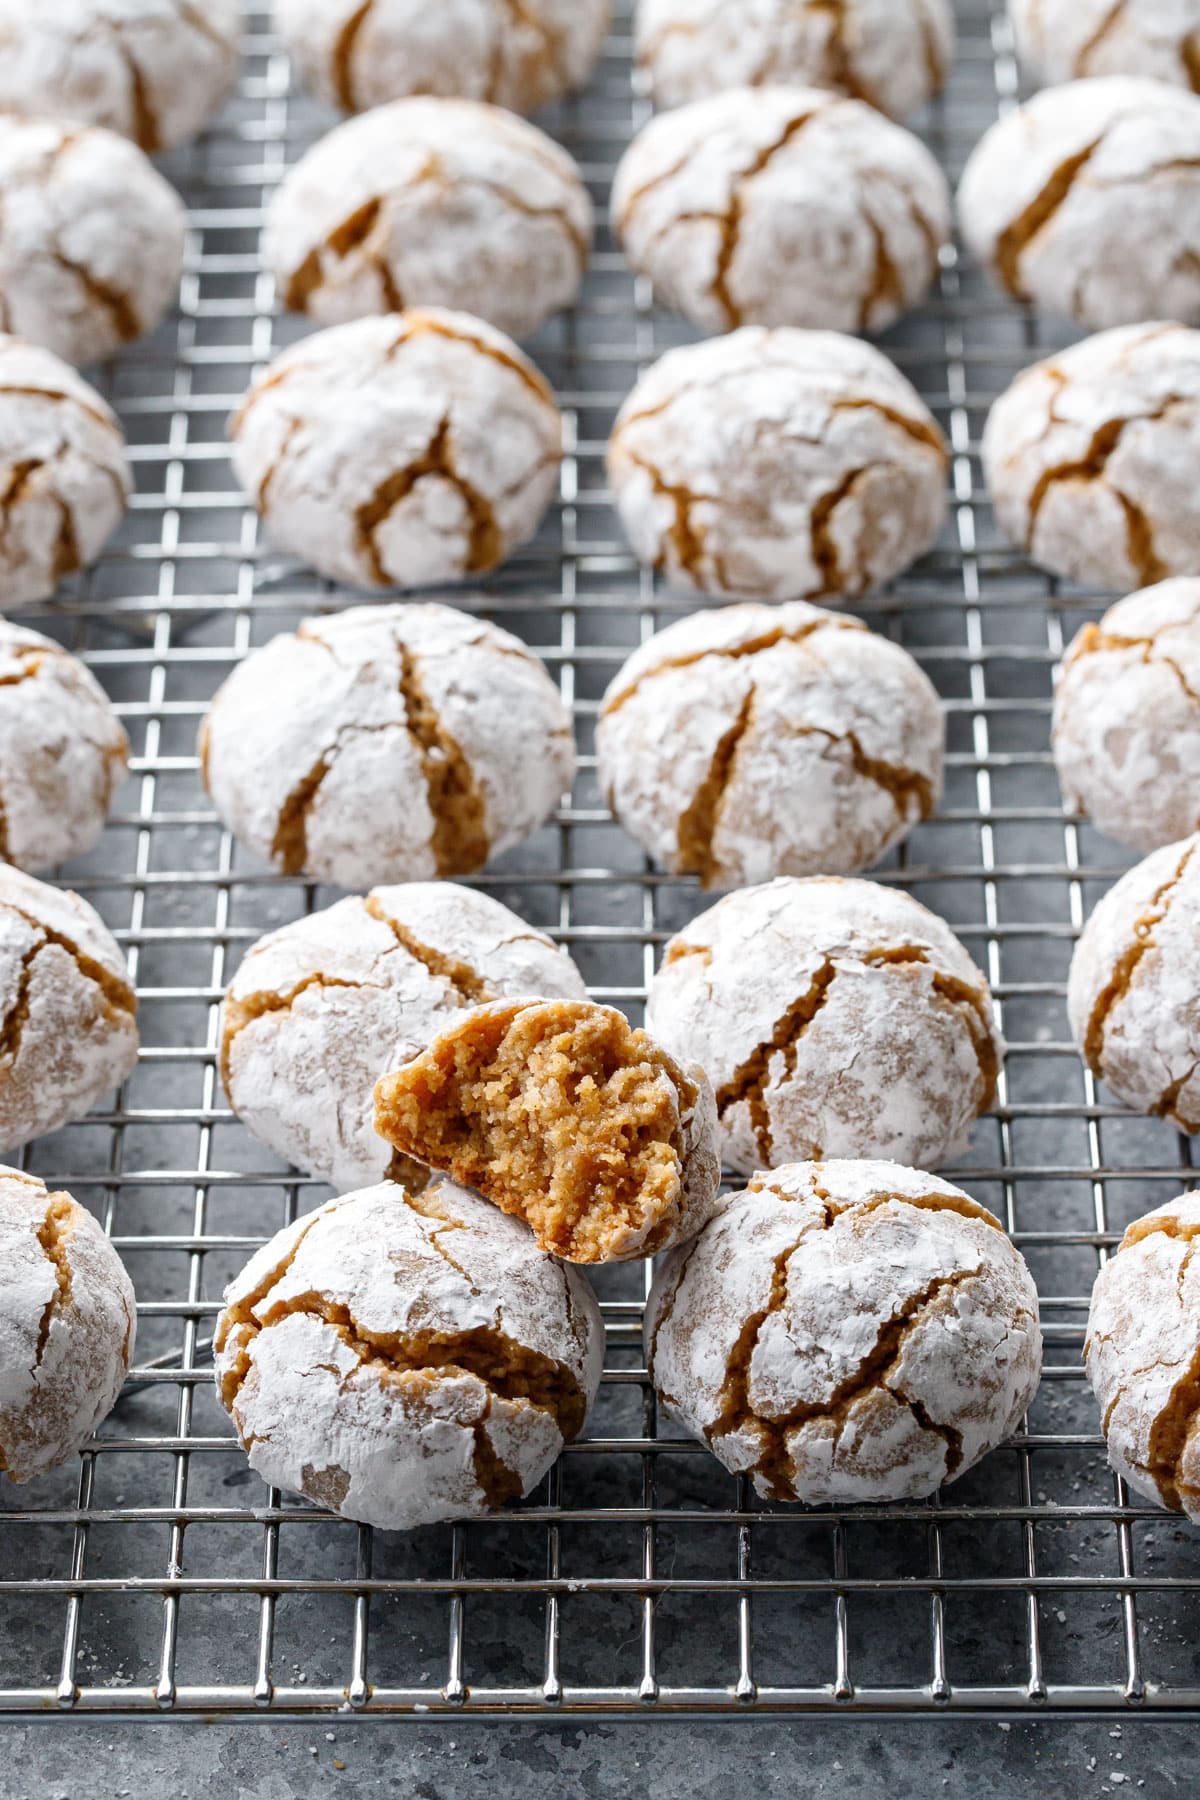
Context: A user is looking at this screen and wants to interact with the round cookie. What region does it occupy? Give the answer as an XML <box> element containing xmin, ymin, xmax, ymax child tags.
<box><xmin>1068</xmin><ymin>832</ymin><xmax>1200</xmax><ymax>1131</ymax></box>
<box><xmin>1086</xmin><ymin>1193</ymin><xmax>1200</xmax><ymax>1519</ymax></box>
<box><xmin>0</xmin><ymin>0</ymin><xmax>241</xmax><ymax>151</ymax></box>
<box><xmin>1010</xmin><ymin>0</ymin><xmax>1200</xmax><ymax>92</ymax></box>
<box><xmin>646</xmin><ymin>876</ymin><xmax>1003</xmax><ymax>1174</ymax></box>
<box><xmin>596</xmin><ymin>601</ymin><xmax>944</xmax><ymax>890</ymax></box>
<box><xmin>265</xmin><ymin>99</ymin><xmax>593</xmax><ymax>341</ymax></box>
<box><xmin>0</xmin><ymin>336</ymin><xmax>130</xmax><ymax>605</ymax></box>
<box><xmin>0</xmin><ymin>620</ymin><xmax>128</xmax><ymax>871</ymax></box>
<box><xmin>646</xmin><ymin>1160</ymin><xmax>1042</xmax><ymax>1505</ymax></box>
<box><xmin>0</xmin><ymin>116</ymin><xmax>185</xmax><ymax>367</ymax></box>
<box><xmin>958</xmin><ymin>77</ymin><xmax>1200</xmax><ymax>330</ymax></box>
<box><xmin>607</xmin><ymin>328</ymin><xmax>947</xmax><ymax>602</ymax></box>
<box><xmin>983</xmin><ymin>322</ymin><xmax>1200</xmax><ymax>591</ymax></box>
<box><xmin>221</xmin><ymin>882</ymin><xmax>588</xmax><ymax>1191</ymax></box>
<box><xmin>1054</xmin><ymin>579</ymin><xmax>1200</xmax><ymax>852</ymax></box>
<box><xmin>635</xmin><ymin>0</ymin><xmax>955</xmax><ymax>120</ymax></box>
<box><xmin>373</xmin><ymin>998</ymin><xmax>722</xmax><ymax>1264</ymax></box>
<box><xmin>0</xmin><ymin>866</ymin><xmax>138</xmax><ymax>1151</ymax></box>
<box><xmin>273</xmin><ymin>0</ymin><xmax>611</xmax><ymax>116</ymax></box>
<box><xmin>0</xmin><ymin>1166</ymin><xmax>136</xmax><ymax>1482</ymax></box>
<box><xmin>231</xmin><ymin>311</ymin><xmax>562</xmax><ymax>589</ymax></box>
<box><xmin>214</xmin><ymin>1179</ymin><xmax>604</xmax><ymax>1531</ymax></box>
<box><xmin>612</xmin><ymin>86</ymin><xmax>950</xmax><ymax>335</ymax></box>
<box><xmin>200</xmin><ymin>602</ymin><xmax>575</xmax><ymax>889</ymax></box>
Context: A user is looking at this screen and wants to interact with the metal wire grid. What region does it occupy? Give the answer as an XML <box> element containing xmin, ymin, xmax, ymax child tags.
<box><xmin>1</xmin><ymin>0</ymin><xmax>1199</xmax><ymax>1722</ymax></box>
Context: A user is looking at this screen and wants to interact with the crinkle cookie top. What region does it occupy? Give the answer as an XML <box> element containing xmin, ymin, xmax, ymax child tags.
<box><xmin>645</xmin><ymin>1159</ymin><xmax>1041</xmax><ymax>1505</ymax></box>
<box><xmin>200</xmin><ymin>600</ymin><xmax>575</xmax><ymax>890</ymax></box>
<box><xmin>273</xmin><ymin>0</ymin><xmax>611</xmax><ymax>116</ymax></box>
<box><xmin>635</xmin><ymin>0</ymin><xmax>954</xmax><ymax>120</ymax></box>
<box><xmin>230</xmin><ymin>309</ymin><xmax>562</xmax><ymax>589</ymax></box>
<box><xmin>1068</xmin><ymin>832</ymin><xmax>1200</xmax><ymax>1131</ymax></box>
<box><xmin>1010</xmin><ymin>0</ymin><xmax>1200</xmax><ymax>91</ymax></box>
<box><xmin>1054</xmin><ymin>578</ymin><xmax>1200</xmax><ymax>852</ymax></box>
<box><xmin>596</xmin><ymin>599</ymin><xmax>944</xmax><ymax>890</ymax></box>
<box><xmin>214</xmin><ymin>1179</ymin><xmax>605</xmax><ymax>1531</ymax></box>
<box><xmin>0</xmin><ymin>864</ymin><xmax>138</xmax><ymax>1152</ymax></box>
<box><xmin>0</xmin><ymin>1164</ymin><xmax>136</xmax><ymax>1482</ymax></box>
<box><xmin>646</xmin><ymin>875</ymin><xmax>1003</xmax><ymax>1175</ymax></box>
<box><xmin>0</xmin><ymin>618</ymin><xmax>128</xmax><ymax>872</ymax></box>
<box><xmin>612</xmin><ymin>85</ymin><xmax>950</xmax><ymax>336</ymax></box>
<box><xmin>0</xmin><ymin>334</ymin><xmax>130</xmax><ymax>606</ymax></box>
<box><xmin>607</xmin><ymin>326</ymin><xmax>948</xmax><ymax>602</ymax></box>
<box><xmin>265</xmin><ymin>99</ymin><xmax>593</xmax><ymax>342</ymax></box>
<box><xmin>983</xmin><ymin>321</ymin><xmax>1200</xmax><ymax>592</ymax></box>
<box><xmin>220</xmin><ymin>880</ymin><xmax>587</xmax><ymax>1191</ymax></box>
<box><xmin>958</xmin><ymin>76</ymin><xmax>1200</xmax><ymax>330</ymax></box>
<box><xmin>1086</xmin><ymin>1192</ymin><xmax>1200</xmax><ymax>1520</ymax></box>
<box><xmin>0</xmin><ymin>0</ymin><xmax>241</xmax><ymax>151</ymax></box>
<box><xmin>0</xmin><ymin>115</ymin><xmax>186</xmax><ymax>367</ymax></box>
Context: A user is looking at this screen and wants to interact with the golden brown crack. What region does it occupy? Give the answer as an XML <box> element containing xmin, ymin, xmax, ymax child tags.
<box><xmin>388</xmin><ymin>313</ymin><xmax>556</xmax><ymax>410</ymax></box>
<box><xmin>916</xmin><ymin>0</ymin><xmax>948</xmax><ymax>94</ymax></box>
<box><xmin>1184</xmin><ymin>32</ymin><xmax>1200</xmax><ymax>90</ymax></box>
<box><xmin>1024</xmin><ymin>407</ymin><xmax>1178</xmax><ymax>586</ymax></box>
<box><xmin>355</xmin><ymin>415</ymin><xmax>502</xmax><ymax>583</ymax></box>
<box><xmin>862</xmin><ymin>945</ymin><xmax>1000</xmax><ymax>1111</ymax></box>
<box><xmin>601</xmin><ymin>614</ymin><xmax>862</xmax><ymax>718</ymax></box>
<box><xmin>331</xmin><ymin>0</ymin><xmax>375</xmax><ymax>110</ymax></box>
<box><xmin>1145</xmin><ymin>1339</ymin><xmax>1200</xmax><ymax>1511</ymax></box>
<box><xmin>285</xmin><ymin>195</ymin><xmax>401</xmax><ymax>314</ymax></box>
<box><xmin>213</xmin><ymin>1208</ymin><xmax>337</xmax><ymax>1407</ymax></box>
<box><xmin>1083</xmin><ymin>841</ymin><xmax>1197</xmax><ymax>1073</ymax></box>
<box><xmin>402</xmin><ymin>1184</ymin><xmax>481</xmax><ymax>1293</ymax></box>
<box><xmin>49</xmin><ymin>252</ymin><xmax>139</xmax><ymax>346</ymax></box>
<box><xmin>1075</xmin><ymin>1</ymin><xmax>1128</xmax><ymax>75</ymax></box>
<box><xmin>675</xmin><ymin>687</ymin><xmax>756</xmax><ymax>886</ymax></box>
<box><xmin>715</xmin><ymin>961</ymin><xmax>838</xmax><ymax>1163</ymax></box>
<box><xmin>0</xmin><ymin>384</ymin><xmax>120</xmax><ymax>435</ymax></box>
<box><xmin>1065</xmin><ymin>622</ymin><xmax>1200</xmax><ymax>707</ymax></box>
<box><xmin>645</xmin><ymin>1228</ymin><xmax>709</xmax><ymax>1385</ymax></box>
<box><xmin>1120</xmin><ymin>1206</ymin><xmax>1200</xmax><ymax>1254</ymax></box>
<box><xmin>33</xmin><ymin>1193</ymin><xmax>76</xmax><ymax>1370</ymax></box>
<box><xmin>395</xmin><ymin>640</ymin><xmax>490</xmax><ymax>877</ymax></box>
<box><xmin>860</xmin><ymin>219</ymin><xmax>904</xmax><ymax>331</ymax></box>
<box><xmin>219</xmin><ymin>973</ymin><xmax>372</xmax><ymax>1090</ymax></box>
<box><xmin>362</xmin><ymin>894</ymin><xmax>494</xmax><ymax>1004</ymax></box>
<box><xmin>746</xmin><ymin>1172</ymin><xmax>1004</xmax><ymax>1233</ymax></box>
<box><xmin>616</xmin><ymin>448</ymin><xmax>714</xmax><ymax>583</ymax></box>
<box><xmin>709</xmin><ymin>109</ymin><xmax>819</xmax><ymax>329</ymax></box>
<box><xmin>993</xmin><ymin>137</ymin><xmax>1106</xmax><ymax>299</ymax></box>
<box><xmin>830</xmin><ymin>397</ymin><xmax>948</xmax><ymax>461</ymax></box>
<box><xmin>808</xmin><ymin>0</ymin><xmax>881</xmax><ymax>107</ymax></box>
<box><xmin>1152</xmin><ymin>1060</ymin><xmax>1200</xmax><ymax>1132</ymax></box>
<box><xmin>809</xmin><ymin>466</ymin><xmax>867</xmax><ymax>594</ymax></box>
<box><xmin>52</xmin><ymin>495</ymin><xmax>79</xmax><ymax>582</ymax></box>
<box><xmin>0</xmin><ymin>908</ymin><xmax>135</xmax><ymax>1071</ymax></box>
<box><xmin>269</xmin><ymin>744</ymin><xmax>337</xmax><ymax>877</ymax></box>
<box><xmin>662</xmin><ymin>939</ymin><xmax>712</xmax><ymax>971</ymax></box>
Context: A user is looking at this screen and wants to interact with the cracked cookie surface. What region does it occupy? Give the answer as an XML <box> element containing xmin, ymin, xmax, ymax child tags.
<box><xmin>983</xmin><ymin>321</ymin><xmax>1200</xmax><ymax>590</ymax></box>
<box><xmin>597</xmin><ymin>599</ymin><xmax>944</xmax><ymax>890</ymax></box>
<box><xmin>612</xmin><ymin>85</ymin><xmax>950</xmax><ymax>335</ymax></box>
<box><xmin>646</xmin><ymin>1158</ymin><xmax>1041</xmax><ymax>1504</ymax></box>
<box><xmin>1054</xmin><ymin>577</ymin><xmax>1200</xmax><ymax>852</ymax></box>
<box><xmin>607</xmin><ymin>326</ymin><xmax>947</xmax><ymax>602</ymax></box>
<box><xmin>1068</xmin><ymin>831</ymin><xmax>1200</xmax><ymax>1131</ymax></box>
<box><xmin>0</xmin><ymin>1165</ymin><xmax>136</xmax><ymax>1482</ymax></box>
<box><xmin>1010</xmin><ymin>0</ymin><xmax>1200</xmax><ymax>92</ymax></box>
<box><xmin>266</xmin><ymin>98</ymin><xmax>592</xmax><ymax>341</ymax></box>
<box><xmin>0</xmin><ymin>0</ymin><xmax>240</xmax><ymax>151</ymax></box>
<box><xmin>959</xmin><ymin>76</ymin><xmax>1200</xmax><ymax>329</ymax></box>
<box><xmin>0</xmin><ymin>116</ymin><xmax>185</xmax><ymax>367</ymax></box>
<box><xmin>646</xmin><ymin>875</ymin><xmax>1004</xmax><ymax>1174</ymax></box>
<box><xmin>221</xmin><ymin>881</ymin><xmax>587</xmax><ymax>1190</ymax></box>
<box><xmin>635</xmin><ymin>0</ymin><xmax>954</xmax><ymax>120</ymax></box>
<box><xmin>273</xmin><ymin>0</ymin><xmax>610</xmax><ymax>117</ymax></box>
<box><xmin>200</xmin><ymin>601</ymin><xmax>575</xmax><ymax>889</ymax></box>
<box><xmin>231</xmin><ymin>309</ymin><xmax>562</xmax><ymax>588</ymax></box>
<box><xmin>214</xmin><ymin>1178</ymin><xmax>604</xmax><ymax>1531</ymax></box>
<box><xmin>373</xmin><ymin>998</ymin><xmax>722</xmax><ymax>1264</ymax></box>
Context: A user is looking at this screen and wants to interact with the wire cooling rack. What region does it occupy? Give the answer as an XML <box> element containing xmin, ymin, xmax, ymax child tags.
<box><xmin>3</xmin><ymin>0</ymin><xmax>1200</xmax><ymax>1724</ymax></box>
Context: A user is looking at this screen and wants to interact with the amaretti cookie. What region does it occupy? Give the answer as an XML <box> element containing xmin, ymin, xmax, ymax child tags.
<box><xmin>214</xmin><ymin>1179</ymin><xmax>604</xmax><ymax>1531</ymax></box>
<box><xmin>273</xmin><ymin>0</ymin><xmax>611</xmax><ymax>117</ymax></box>
<box><xmin>959</xmin><ymin>77</ymin><xmax>1200</xmax><ymax>329</ymax></box>
<box><xmin>0</xmin><ymin>866</ymin><xmax>138</xmax><ymax>1150</ymax></box>
<box><xmin>608</xmin><ymin>328</ymin><xmax>947</xmax><ymax>602</ymax></box>
<box><xmin>0</xmin><ymin>0</ymin><xmax>240</xmax><ymax>151</ymax></box>
<box><xmin>647</xmin><ymin>1160</ymin><xmax>1041</xmax><ymax>1504</ymax></box>
<box><xmin>635</xmin><ymin>0</ymin><xmax>955</xmax><ymax>120</ymax></box>
<box><xmin>1086</xmin><ymin>1194</ymin><xmax>1200</xmax><ymax>1519</ymax></box>
<box><xmin>0</xmin><ymin>620</ymin><xmax>128</xmax><ymax>871</ymax></box>
<box><xmin>984</xmin><ymin>322</ymin><xmax>1200</xmax><ymax>591</ymax></box>
<box><xmin>1068</xmin><ymin>833</ymin><xmax>1200</xmax><ymax>1131</ymax></box>
<box><xmin>200</xmin><ymin>603</ymin><xmax>575</xmax><ymax>889</ymax></box>
<box><xmin>231</xmin><ymin>311</ymin><xmax>562</xmax><ymax>588</ymax></box>
<box><xmin>266</xmin><ymin>99</ymin><xmax>592</xmax><ymax>341</ymax></box>
<box><xmin>596</xmin><ymin>601</ymin><xmax>944</xmax><ymax>889</ymax></box>
<box><xmin>1010</xmin><ymin>0</ymin><xmax>1200</xmax><ymax>92</ymax></box>
<box><xmin>221</xmin><ymin>883</ymin><xmax>587</xmax><ymax>1191</ymax></box>
<box><xmin>647</xmin><ymin>876</ymin><xmax>1003</xmax><ymax>1174</ymax></box>
<box><xmin>0</xmin><ymin>116</ymin><xmax>185</xmax><ymax>366</ymax></box>
<box><xmin>0</xmin><ymin>1167</ymin><xmax>136</xmax><ymax>1482</ymax></box>
<box><xmin>373</xmin><ymin>998</ymin><xmax>722</xmax><ymax>1264</ymax></box>
<box><xmin>0</xmin><ymin>336</ymin><xmax>130</xmax><ymax>605</ymax></box>
<box><xmin>1054</xmin><ymin>579</ymin><xmax>1200</xmax><ymax>852</ymax></box>
<box><xmin>612</xmin><ymin>86</ymin><xmax>950</xmax><ymax>335</ymax></box>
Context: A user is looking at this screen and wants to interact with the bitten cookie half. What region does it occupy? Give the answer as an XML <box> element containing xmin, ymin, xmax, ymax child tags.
<box><xmin>373</xmin><ymin>998</ymin><xmax>722</xmax><ymax>1264</ymax></box>
<box><xmin>0</xmin><ymin>1166</ymin><xmax>136</xmax><ymax>1482</ymax></box>
<box><xmin>214</xmin><ymin>1179</ymin><xmax>604</xmax><ymax>1532</ymax></box>
<box><xmin>646</xmin><ymin>1160</ymin><xmax>1042</xmax><ymax>1505</ymax></box>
